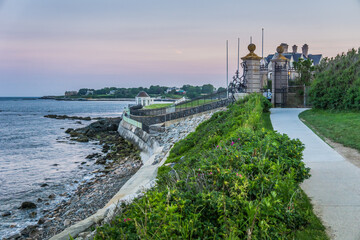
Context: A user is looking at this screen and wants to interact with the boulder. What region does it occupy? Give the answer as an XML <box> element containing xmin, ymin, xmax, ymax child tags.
<box><xmin>20</xmin><ymin>201</ymin><xmax>37</xmax><ymax>209</ymax></box>
<box><xmin>1</xmin><ymin>211</ymin><xmax>11</xmax><ymax>217</ymax></box>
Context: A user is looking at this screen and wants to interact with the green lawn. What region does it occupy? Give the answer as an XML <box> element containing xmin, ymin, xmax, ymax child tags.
<box><xmin>176</xmin><ymin>99</ymin><xmax>218</xmax><ymax>108</ymax></box>
<box><xmin>143</xmin><ymin>103</ymin><xmax>173</xmax><ymax>109</ymax></box>
<box><xmin>299</xmin><ymin>109</ymin><xmax>360</xmax><ymax>151</ymax></box>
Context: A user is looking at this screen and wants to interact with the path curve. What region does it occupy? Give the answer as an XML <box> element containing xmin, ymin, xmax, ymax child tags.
<box><xmin>271</xmin><ymin>108</ymin><xmax>360</xmax><ymax>240</ymax></box>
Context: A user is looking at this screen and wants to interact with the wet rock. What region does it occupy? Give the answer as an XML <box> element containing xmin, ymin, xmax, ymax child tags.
<box><xmin>40</xmin><ymin>183</ymin><xmax>49</xmax><ymax>187</ymax></box>
<box><xmin>86</xmin><ymin>153</ymin><xmax>101</xmax><ymax>159</ymax></box>
<box><xmin>38</xmin><ymin>217</ymin><xmax>45</xmax><ymax>225</ymax></box>
<box><xmin>65</xmin><ymin>128</ymin><xmax>74</xmax><ymax>133</ymax></box>
<box><xmin>76</xmin><ymin>121</ymin><xmax>82</xmax><ymax>124</ymax></box>
<box><xmin>76</xmin><ymin>136</ymin><xmax>89</xmax><ymax>142</ymax></box>
<box><xmin>1</xmin><ymin>211</ymin><xmax>11</xmax><ymax>217</ymax></box>
<box><xmin>20</xmin><ymin>201</ymin><xmax>37</xmax><ymax>209</ymax></box>
<box><xmin>48</xmin><ymin>193</ymin><xmax>56</xmax><ymax>199</ymax></box>
<box><xmin>20</xmin><ymin>224</ymin><xmax>39</xmax><ymax>238</ymax></box>
<box><xmin>81</xmin><ymin>162</ymin><xmax>87</xmax><ymax>165</ymax></box>
<box><xmin>102</xmin><ymin>144</ymin><xmax>110</xmax><ymax>153</ymax></box>
<box><xmin>95</xmin><ymin>157</ymin><xmax>106</xmax><ymax>165</ymax></box>
<box><xmin>29</xmin><ymin>211</ymin><xmax>37</xmax><ymax>218</ymax></box>
<box><xmin>52</xmin><ymin>163</ymin><xmax>59</xmax><ymax>166</ymax></box>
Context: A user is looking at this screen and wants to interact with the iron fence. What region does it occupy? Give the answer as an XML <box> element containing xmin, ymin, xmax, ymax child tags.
<box><xmin>130</xmin><ymin>90</ymin><xmax>228</xmax><ymax>116</ymax></box>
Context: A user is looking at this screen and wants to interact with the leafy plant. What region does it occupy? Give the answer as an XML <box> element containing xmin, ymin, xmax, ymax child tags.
<box><xmin>310</xmin><ymin>48</ymin><xmax>360</xmax><ymax>110</ymax></box>
<box><xmin>94</xmin><ymin>94</ymin><xmax>326</xmax><ymax>240</ymax></box>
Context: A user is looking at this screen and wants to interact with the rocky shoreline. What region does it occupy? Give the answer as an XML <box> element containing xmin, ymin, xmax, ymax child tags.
<box><xmin>3</xmin><ymin>117</ymin><xmax>142</xmax><ymax>240</ymax></box>
<box><xmin>2</xmin><ymin>109</ymin><xmax>224</xmax><ymax>240</ymax></box>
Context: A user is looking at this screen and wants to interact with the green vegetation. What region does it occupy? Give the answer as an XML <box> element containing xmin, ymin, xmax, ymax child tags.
<box><xmin>143</xmin><ymin>103</ymin><xmax>173</xmax><ymax>109</ymax></box>
<box><xmin>293</xmin><ymin>58</ymin><xmax>315</xmax><ymax>86</ymax></box>
<box><xmin>176</xmin><ymin>99</ymin><xmax>217</xmax><ymax>108</ymax></box>
<box><xmin>300</xmin><ymin>109</ymin><xmax>360</xmax><ymax>151</ymax></box>
<box><xmin>95</xmin><ymin>94</ymin><xmax>327</xmax><ymax>240</ymax></box>
<box><xmin>310</xmin><ymin>48</ymin><xmax>360</xmax><ymax>110</ymax></box>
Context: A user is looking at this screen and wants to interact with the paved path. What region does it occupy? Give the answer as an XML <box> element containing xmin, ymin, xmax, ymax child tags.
<box><xmin>271</xmin><ymin>108</ymin><xmax>360</xmax><ymax>240</ymax></box>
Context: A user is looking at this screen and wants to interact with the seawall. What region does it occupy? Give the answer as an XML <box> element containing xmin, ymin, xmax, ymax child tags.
<box><xmin>117</xmin><ymin>120</ymin><xmax>160</xmax><ymax>163</ymax></box>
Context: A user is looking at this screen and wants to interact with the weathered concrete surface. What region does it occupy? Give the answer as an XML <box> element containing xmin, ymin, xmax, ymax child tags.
<box><xmin>271</xmin><ymin>108</ymin><xmax>360</xmax><ymax>240</ymax></box>
<box><xmin>118</xmin><ymin>120</ymin><xmax>160</xmax><ymax>164</ymax></box>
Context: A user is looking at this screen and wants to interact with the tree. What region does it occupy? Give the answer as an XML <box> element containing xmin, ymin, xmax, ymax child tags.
<box><xmin>217</xmin><ymin>87</ymin><xmax>226</xmax><ymax>93</ymax></box>
<box><xmin>201</xmin><ymin>84</ymin><xmax>214</xmax><ymax>94</ymax></box>
<box><xmin>293</xmin><ymin>58</ymin><xmax>315</xmax><ymax>86</ymax></box>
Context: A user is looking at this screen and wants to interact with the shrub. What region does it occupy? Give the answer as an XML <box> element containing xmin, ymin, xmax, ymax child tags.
<box><xmin>95</xmin><ymin>94</ymin><xmax>312</xmax><ymax>239</ymax></box>
<box><xmin>310</xmin><ymin>48</ymin><xmax>360</xmax><ymax>110</ymax></box>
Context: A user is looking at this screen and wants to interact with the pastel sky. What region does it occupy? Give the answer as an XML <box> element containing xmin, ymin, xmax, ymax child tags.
<box><xmin>0</xmin><ymin>0</ymin><xmax>359</xmax><ymax>96</ymax></box>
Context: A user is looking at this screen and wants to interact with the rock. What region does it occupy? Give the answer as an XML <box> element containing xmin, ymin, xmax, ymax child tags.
<box><xmin>48</xmin><ymin>193</ymin><xmax>56</xmax><ymax>199</ymax></box>
<box><xmin>40</xmin><ymin>183</ymin><xmax>49</xmax><ymax>187</ymax></box>
<box><xmin>65</xmin><ymin>128</ymin><xmax>74</xmax><ymax>133</ymax></box>
<box><xmin>1</xmin><ymin>211</ymin><xmax>11</xmax><ymax>217</ymax></box>
<box><xmin>95</xmin><ymin>157</ymin><xmax>106</xmax><ymax>164</ymax></box>
<box><xmin>102</xmin><ymin>144</ymin><xmax>110</xmax><ymax>153</ymax></box>
<box><xmin>86</xmin><ymin>153</ymin><xmax>101</xmax><ymax>159</ymax></box>
<box><xmin>20</xmin><ymin>224</ymin><xmax>39</xmax><ymax>238</ymax></box>
<box><xmin>38</xmin><ymin>217</ymin><xmax>46</xmax><ymax>224</ymax></box>
<box><xmin>64</xmin><ymin>219</ymin><xmax>71</xmax><ymax>226</ymax></box>
<box><xmin>29</xmin><ymin>211</ymin><xmax>37</xmax><ymax>218</ymax></box>
<box><xmin>76</xmin><ymin>121</ymin><xmax>82</xmax><ymax>124</ymax></box>
<box><xmin>76</xmin><ymin>136</ymin><xmax>89</xmax><ymax>142</ymax></box>
<box><xmin>81</xmin><ymin>161</ymin><xmax>87</xmax><ymax>165</ymax></box>
<box><xmin>52</xmin><ymin>163</ymin><xmax>59</xmax><ymax>166</ymax></box>
<box><xmin>20</xmin><ymin>201</ymin><xmax>37</xmax><ymax>209</ymax></box>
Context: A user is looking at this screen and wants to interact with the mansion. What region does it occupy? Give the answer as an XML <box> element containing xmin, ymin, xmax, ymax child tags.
<box><xmin>261</xmin><ymin>43</ymin><xmax>322</xmax><ymax>83</ymax></box>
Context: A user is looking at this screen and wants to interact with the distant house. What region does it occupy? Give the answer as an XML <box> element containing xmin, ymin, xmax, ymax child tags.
<box><xmin>108</xmin><ymin>90</ymin><xmax>116</xmax><ymax>95</ymax></box>
<box><xmin>65</xmin><ymin>91</ymin><xmax>78</xmax><ymax>96</ymax></box>
<box><xmin>85</xmin><ymin>90</ymin><xmax>94</xmax><ymax>96</ymax></box>
<box><xmin>263</xmin><ymin>43</ymin><xmax>322</xmax><ymax>81</ymax></box>
<box><xmin>135</xmin><ymin>91</ymin><xmax>154</xmax><ymax>106</ymax></box>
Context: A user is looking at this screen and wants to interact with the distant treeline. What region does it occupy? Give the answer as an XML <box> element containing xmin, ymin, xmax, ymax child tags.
<box><xmin>70</xmin><ymin>84</ymin><xmax>226</xmax><ymax>99</ymax></box>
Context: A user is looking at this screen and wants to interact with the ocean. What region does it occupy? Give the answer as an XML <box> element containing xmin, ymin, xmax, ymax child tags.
<box><xmin>0</xmin><ymin>98</ymin><xmax>132</xmax><ymax>238</ymax></box>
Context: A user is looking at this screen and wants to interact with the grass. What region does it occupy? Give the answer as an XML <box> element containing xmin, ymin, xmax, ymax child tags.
<box><xmin>262</xmin><ymin>112</ymin><xmax>274</xmax><ymax>131</ymax></box>
<box><xmin>299</xmin><ymin>109</ymin><xmax>360</xmax><ymax>151</ymax></box>
<box><xmin>291</xmin><ymin>190</ymin><xmax>329</xmax><ymax>240</ymax></box>
<box><xmin>143</xmin><ymin>103</ymin><xmax>172</xmax><ymax>109</ymax></box>
<box><xmin>176</xmin><ymin>99</ymin><xmax>217</xmax><ymax>108</ymax></box>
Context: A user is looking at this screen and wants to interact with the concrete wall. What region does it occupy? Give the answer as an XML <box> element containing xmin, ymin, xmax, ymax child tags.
<box><xmin>118</xmin><ymin>120</ymin><xmax>159</xmax><ymax>163</ymax></box>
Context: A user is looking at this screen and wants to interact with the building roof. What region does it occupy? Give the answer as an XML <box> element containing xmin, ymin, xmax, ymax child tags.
<box><xmin>307</xmin><ymin>54</ymin><xmax>322</xmax><ymax>65</ymax></box>
<box><xmin>136</xmin><ymin>91</ymin><xmax>150</xmax><ymax>98</ymax></box>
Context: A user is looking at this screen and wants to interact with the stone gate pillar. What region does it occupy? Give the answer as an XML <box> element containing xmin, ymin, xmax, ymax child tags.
<box><xmin>271</xmin><ymin>45</ymin><xmax>289</xmax><ymax>106</ymax></box>
<box><xmin>241</xmin><ymin>44</ymin><xmax>262</xmax><ymax>93</ymax></box>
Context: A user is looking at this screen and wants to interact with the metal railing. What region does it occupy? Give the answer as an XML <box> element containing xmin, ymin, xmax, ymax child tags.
<box><xmin>130</xmin><ymin>90</ymin><xmax>228</xmax><ymax>116</ymax></box>
<box><xmin>122</xmin><ymin>109</ymin><xmax>143</xmax><ymax>128</ymax></box>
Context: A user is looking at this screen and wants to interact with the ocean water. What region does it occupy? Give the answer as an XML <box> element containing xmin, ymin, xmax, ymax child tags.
<box><xmin>0</xmin><ymin>98</ymin><xmax>133</xmax><ymax>238</ymax></box>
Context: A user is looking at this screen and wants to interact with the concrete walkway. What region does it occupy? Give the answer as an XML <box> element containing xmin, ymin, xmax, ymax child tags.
<box><xmin>271</xmin><ymin>108</ymin><xmax>360</xmax><ymax>240</ymax></box>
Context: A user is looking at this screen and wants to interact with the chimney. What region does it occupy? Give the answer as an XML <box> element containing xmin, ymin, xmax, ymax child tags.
<box><xmin>280</xmin><ymin>43</ymin><xmax>289</xmax><ymax>53</ymax></box>
<box><xmin>302</xmin><ymin>44</ymin><xmax>309</xmax><ymax>58</ymax></box>
<box><xmin>292</xmin><ymin>45</ymin><xmax>298</xmax><ymax>54</ymax></box>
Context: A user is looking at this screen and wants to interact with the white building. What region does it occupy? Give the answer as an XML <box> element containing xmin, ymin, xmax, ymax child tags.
<box><xmin>135</xmin><ymin>91</ymin><xmax>154</xmax><ymax>106</ymax></box>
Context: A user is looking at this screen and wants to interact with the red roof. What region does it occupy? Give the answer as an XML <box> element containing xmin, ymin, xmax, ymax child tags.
<box><xmin>136</xmin><ymin>91</ymin><xmax>150</xmax><ymax>98</ymax></box>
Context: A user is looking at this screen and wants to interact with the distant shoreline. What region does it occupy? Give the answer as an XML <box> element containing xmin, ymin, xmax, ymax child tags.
<box><xmin>40</xmin><ymin>97</ymin><xmax>175</xmax><ymax>102</ymax></box>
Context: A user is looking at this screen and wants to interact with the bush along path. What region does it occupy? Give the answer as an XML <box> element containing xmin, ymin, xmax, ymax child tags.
<box><xmin>94</xmin><ymin>94</ymin><xmax>328</xmax><ymax>239</ymax></box>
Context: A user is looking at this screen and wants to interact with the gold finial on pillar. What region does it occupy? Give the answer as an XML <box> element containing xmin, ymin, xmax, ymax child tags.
<box><xmin>241</xmin><ymin>44</ymin><xmax>262</xmax><ymax>60</ymax></box>
<box><xmin>273</xmin><ymin>45</ymin><xmax>288</xmax><ymax>61</ymax></box>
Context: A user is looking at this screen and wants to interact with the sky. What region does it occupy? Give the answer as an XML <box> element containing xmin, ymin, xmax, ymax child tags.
<box><xmin>0</xmin><ymin>0</ymin><xmax>359</xmax><ymax>96</ymax></box>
